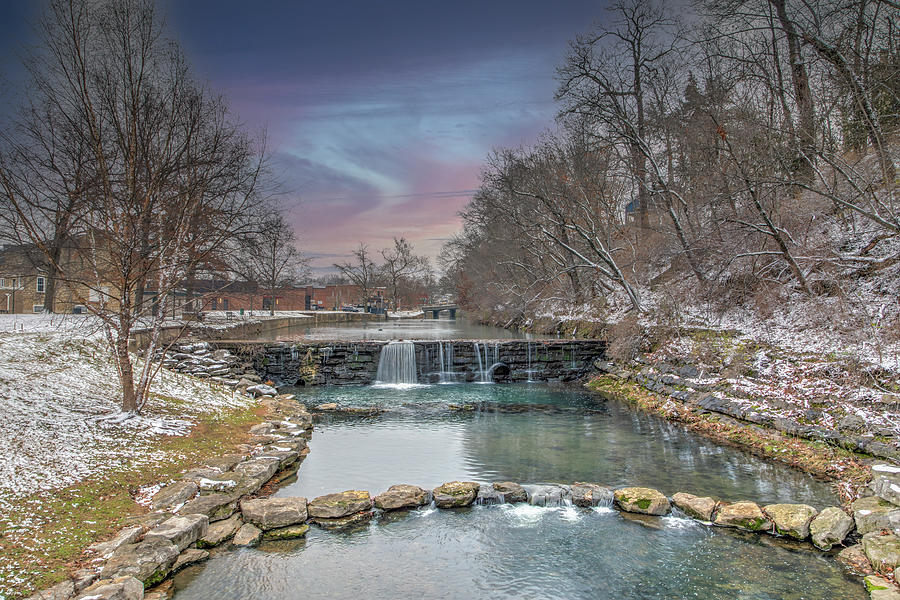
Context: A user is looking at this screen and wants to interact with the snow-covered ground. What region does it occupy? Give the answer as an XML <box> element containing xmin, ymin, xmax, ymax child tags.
<box><xmin>0</xmin><ymin>314</ymin><xmax>253</xmax><ymax>501</ymax></box>
<box><xmin>0</xmin><ymin>314</ymin><xmax>259</xmax><ymax>599</ymax></box>
<box><xmin>647</xmin><ymin>335</ymin><xmax>900</xmax><ymax>443</ymax></box>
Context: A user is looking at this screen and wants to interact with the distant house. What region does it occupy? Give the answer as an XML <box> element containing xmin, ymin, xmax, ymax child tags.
<box><xmin>0</xmin><ymin>242</ymin><xmax>117</xmax><ymax>314</ymax></box>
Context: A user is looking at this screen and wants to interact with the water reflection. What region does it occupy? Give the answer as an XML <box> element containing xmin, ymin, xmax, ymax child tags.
<box><xmin>278</xmin><ymin>384</ymin><xmax>836</xmax><ymax>506</ymax></box>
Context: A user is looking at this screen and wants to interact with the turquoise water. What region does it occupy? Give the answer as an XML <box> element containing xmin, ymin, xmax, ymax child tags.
<box><xmin>171</xmin><ymin>384</ymin><xmax>864</xmax><ymax>599</ymax></box>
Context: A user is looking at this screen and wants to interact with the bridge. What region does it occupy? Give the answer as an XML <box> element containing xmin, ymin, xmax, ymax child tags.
<box><xmin>421</xmin><ymin>303</ymin><xmax>458</xmax><ymax>319</ymax></box>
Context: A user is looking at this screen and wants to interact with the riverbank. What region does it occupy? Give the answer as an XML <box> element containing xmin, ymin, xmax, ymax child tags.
<box><xmin>0</xmin><ymin>316</ymin><xmax>274</xmax><ymax>599</ymax></box>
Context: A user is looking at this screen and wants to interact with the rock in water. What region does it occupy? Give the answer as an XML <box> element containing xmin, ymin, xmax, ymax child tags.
<box><xmin>240</xmin><ymin>497</ymin><xmax>308</xmax><ymax>530</ymax></box>
<box><xmin>809</xmin><ymin>507</ymin><xmax>854</xmax><ymax>550</ymax></box>
<box><xmin>197</xmin><ymin>514</ymin><xmax>242</xmax><ymax>548</ymax></box>
<box><xmin>763</xmin><ymin>503</ymin><xmax>817</xmax><ymax>540</ymax></box>
<box><xmin>492</xmin><ymin>481</ymin><xmax>527</xmax><ymax>504</ymax></box>
<box><xmin>307</xmin><ymin>490</ymin><xmax>373</xmax><ymax>518</ymax></box>
<box><xmin>263</xmin><ymin>524</ymin><xmax>310</xmax><ymax>540</ymax></box>
<box><xmin>433</xmin><ymin>481</ymin><xmax>480</xmax><ymax>508</ymax></box>
<box><xmin>864</xmin><ymin>575</ymin><xmax>900</xmax><ymax>600</ymax></box>
<box><xmin>614</xmin><ymin>487</ymin><xmax>670</xmax><ymax>516</ymax></box>
<box><xmin>172</xmin><ymin>548</ymin><xmax>209</xmax><ymax>572</ymax></box>
<box><xmin>571</xmin><ymin>483</ymin><xmax>612</xmax><ymax>508</ymax></box>
<box><xmin>672</xmin><ymin>492</ymin><xmax>717</xmax><ymax>522</ymax></box>
<box><xmin>374</xmin><ymin>485</ymin><xmax>430</xmax><ymax>511</ymax></box>
<box><xmin>713</xmin><ymin>502</ymin><xmax>772</xmax><ymax>532</ymax></box>
<box><xmin>232</xmin><ymin>523</ymin><xmax>263</xmax><ymax>547</ymax></box>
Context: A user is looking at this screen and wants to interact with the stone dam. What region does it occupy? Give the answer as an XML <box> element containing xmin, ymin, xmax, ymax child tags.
<box><xmin>209</xmin><ymin>339</ymin><xmax>607</xmax><ymax>386</ymax></box>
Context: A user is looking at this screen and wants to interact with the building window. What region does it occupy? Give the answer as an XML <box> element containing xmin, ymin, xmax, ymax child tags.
<box><xmin>33</xmin><ymin>304</ymin><xmax>44</xmax><ymax>313</ymax></box>
<box><xmin>36</xmin><ymin>277</ymin><xmax>45</xmax><ymax>293</ymax></box>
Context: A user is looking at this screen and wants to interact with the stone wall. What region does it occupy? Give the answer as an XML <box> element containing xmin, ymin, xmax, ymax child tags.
<box><xmin>212</xmin><ymin>339</ymin><xmax>607</xmax><ymax>386</ymax></box>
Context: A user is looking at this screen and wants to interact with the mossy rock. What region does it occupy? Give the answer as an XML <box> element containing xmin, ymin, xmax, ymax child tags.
<box><xmin>714</xmin><ymin>501</ymin><xmax>772</xmax><ymax>532</ymax></box>
<box><xmin>433</xmin><ymin>481</ymin><xmax>480</xmax><ymax>508</ymax></box>
<box><xmin>614</xmin><ymin>487</ymin><xmax>670</xmax><ymax>516</ymax></box>
<box><xmin>263</xmin><ymin>523</ymin><xmax>310</xmax><ymax>541</ymax></box>
<box><xmin>307</xmin><ymin>490</ymin><xmax>373</xmax><ymax>519</ymax></box>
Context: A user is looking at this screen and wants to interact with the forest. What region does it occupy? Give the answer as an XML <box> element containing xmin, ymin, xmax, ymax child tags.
<box><xmin>440</xmin><ymin>0</ymin><xmax>899</xmax><ymax>352</ymax></box>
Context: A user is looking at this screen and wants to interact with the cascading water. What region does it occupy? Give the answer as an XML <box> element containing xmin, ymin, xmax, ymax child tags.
<box><xmin>436</xmin><ymin>341</ymin><xmax>455</xmax><ymax>383</ymax></box>
<box><xmin>375</xmin><ymin>341</ymin><xmax>418</xmax><ymax>385</ymax></box>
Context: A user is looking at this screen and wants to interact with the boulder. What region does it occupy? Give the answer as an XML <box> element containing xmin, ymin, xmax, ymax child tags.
<box><xmin>314</xmin><ymin>403</ymin><xmax>339</xmax><ymax>411</ymax></box>
<box><xmin>713</xmin><ymin>501</ymin><xmax>772</xmax><ymax>532</ymax></box>
<box><xmin>614</xmin><ymin>487</ymin><xmax>670</xmax><ymax>516</ymax></box>
<box><xmin>197</xmin><ymin>514</ymin><xmax>242</xmax><ymax>548</ymax></box>
<box><xmin>851</xmin><ymin>495</ymin><xmax>900</xmax><ymax>535</ymax></box>
<box><xmin>203</xmin><ymin>454</ymin><xmax>245</xmax><ymax>472</ymax></box>
<box><xmin>179</xmin><ymin>493</ymin><xmax>238</xmax><ymax>522</ymax></box>
<box><xmin>263</xmin><ymin>523</ymin><xmax>310</xmax><ymax>540</ymax></box>
<box><xmin>432</xmin><ymin>481</ymin><xmax>480</xmax><ymax>508</ymax></box>
<box><xmin>311</xmin><ymin>511</ymin><xmax>374</xmax><ymax>530</ymax></box>
<box><xmin>25</xmin><ymin>580</ymin><xmax>75</xmax><ymax>600</ymax></box>
<box><xmin>196</xmin><ymin>474</ymin><xmax>239</xmax><ymax>495</ymax></box>
<box><xmin>71</xmin><ymin>568</ymin><xmax>98</xmax><ymax>594</ymax></box>
<box><xmin>151</xmin><ymin>481</ymin><xmax>198</xmax><ymax>510</ymax></box>
<box><xmin>836</xmin><ymin>544</ymin><xmax>874</xmax><ymax>576</ymax></box>
<box><xmin>143</xmin><ymin>514</ymin><xmax>208</xmax><ymax>551</ymax></box>
<box><xmin>232</xmin><ymin>523</ymin><xmax>262</xmax><ymax>547</ymax></box>
<box><xmin>865</xmin><ymin>575</ymin><xmax>900</xmax><ymax>600</ymax></box>
<box><xmin>374</xmin><ymin>485</ymin><xmax>430</xmax><ymax>511</ymax></box>
<box><xmin>763</xmin><ymin>503</ymin><xmax>817</xmax><ymax>540</ymax></box>
<box><xmin>74</xmin><ymin>576</ymin><xmax>143</xmax><ymax>600</ymax></box>
<box><xmin>172</xmin><ymin>548</ymin><xmax>209</xmax><ymax>572</ymax></box>
<box><xmin>87</xmin><ymin>525</ymin><xmax>143</xmax><ymax>557</ymax></box>
<box><xmin>308</xmin><ymin>490</ymin><xmax>373</xmax><ymax>519</ymax></box>
<box><xmin>492</xmin><ymin>481</ymin><xmax>527</xmax><ymax>504</ymax></box>
<box><xmin>241</xmin><ymin>497</ymin><xmax>308</xmax><ymax>530</ymax></box>
<box><xmin>99</xmin><ymin>539</ymin><xmax>180</xmax><ymax>587</ymax></box>
<box><xmin>122</xmin><ymin>512</ymin><xmax>171</xmax><ymax>531</ymax></box>
<box><xmin>571</xmin><ymin>483</ymin><xmax>612</xmax><ymax>508</ymax></box>
<box><xmin>810</xmin><ymin>506</ymin><xmax>854</xmax><ymax>550</ymax></box>
<box><xmin>863</xmin><ymin>533</ymin><xmax>900</xmax><ymax>573</ymax></box>
<box><xmin>475</xmin><ymin>484</ymin><xmax>505</xmax><ymax>505</ymax></box>
<box><xmin>672</xmin><ymin>493</ymin><xmax>717</xmax><ymax>522</ymax></box>
<box><xmin>871</xmin><ymin>464</ymin><xmax>900</xmax><ymax>506</ymax></box>
<box><xmin>247</xmin><ymin>384</ymin><xmax>279</xmax><ymax>397</ymax></box>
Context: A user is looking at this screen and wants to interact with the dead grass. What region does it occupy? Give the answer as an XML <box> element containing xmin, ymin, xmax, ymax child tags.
<box><xmin>0</xmin><ymin>401</ymin><xmax>267</xmax><ymax>599</ymax></box>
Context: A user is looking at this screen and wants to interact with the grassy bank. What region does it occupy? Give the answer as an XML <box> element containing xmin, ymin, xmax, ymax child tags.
<box><xmin>586</xmin><ymin>375</ymin><xmax>872</xmax><ymax>503</ymax></box>
<box><xmin>1</xmin><ymin>400</ymin><xmax>266</xmax><ymax>599</ymax></box>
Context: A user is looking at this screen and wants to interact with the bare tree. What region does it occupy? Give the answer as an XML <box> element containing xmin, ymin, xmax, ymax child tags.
<box><xmin>238</xmin><ymin>212</ymin><xmax>307</xmax><ymax>316</ymax></box>
<box><xmin>379</xmin><ymin>237</ymin><xmax>428</xmax><ymax>311</ymax></box>
<box><xmin>334</xmin><ymin>243</ymin><xmax>379</xmax><ymax>312</ymax></box>
<box><xmin>0</xmin><ymin>0</ymin><xmax>264</xmax><ymax>413</ymax></box>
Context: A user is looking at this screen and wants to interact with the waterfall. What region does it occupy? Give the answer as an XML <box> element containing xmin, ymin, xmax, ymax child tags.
<box><xmin>375</xmin><ymin>341</ymin><xmax>418</xmax><ymax>384</ymax></box>
<box><xmin>437</xmin><ymin>341</ymin><xmax>455</xmax><ymax>383</ymax></box>
<box><xmin>526</xmin><ymin>341</ymin><xmax>534</xmax><ymax>382</ymax></box>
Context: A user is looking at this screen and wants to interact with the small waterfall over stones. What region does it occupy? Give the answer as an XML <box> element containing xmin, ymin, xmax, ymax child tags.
<box><xmin>522</xmin><ymin>484</ymin><xmax>572</xmax><ymax>507</ymax></box>
<box><xmin>375</xmin><ymin>341</ymin><xmax>418</xmax><ymax>384</ymax></box>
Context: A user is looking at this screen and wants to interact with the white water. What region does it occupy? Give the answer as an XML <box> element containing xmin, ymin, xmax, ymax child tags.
<box><xmin>375</xmin><ymin>341</ymin><xmax>418</xmax><ymax>384</ymax></box>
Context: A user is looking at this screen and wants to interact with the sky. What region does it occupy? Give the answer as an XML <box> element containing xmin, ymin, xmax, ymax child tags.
<box><xmin>0</xmin><ymin>0</ymin><xmax>609</xmax><ymax>275</ymax></box>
